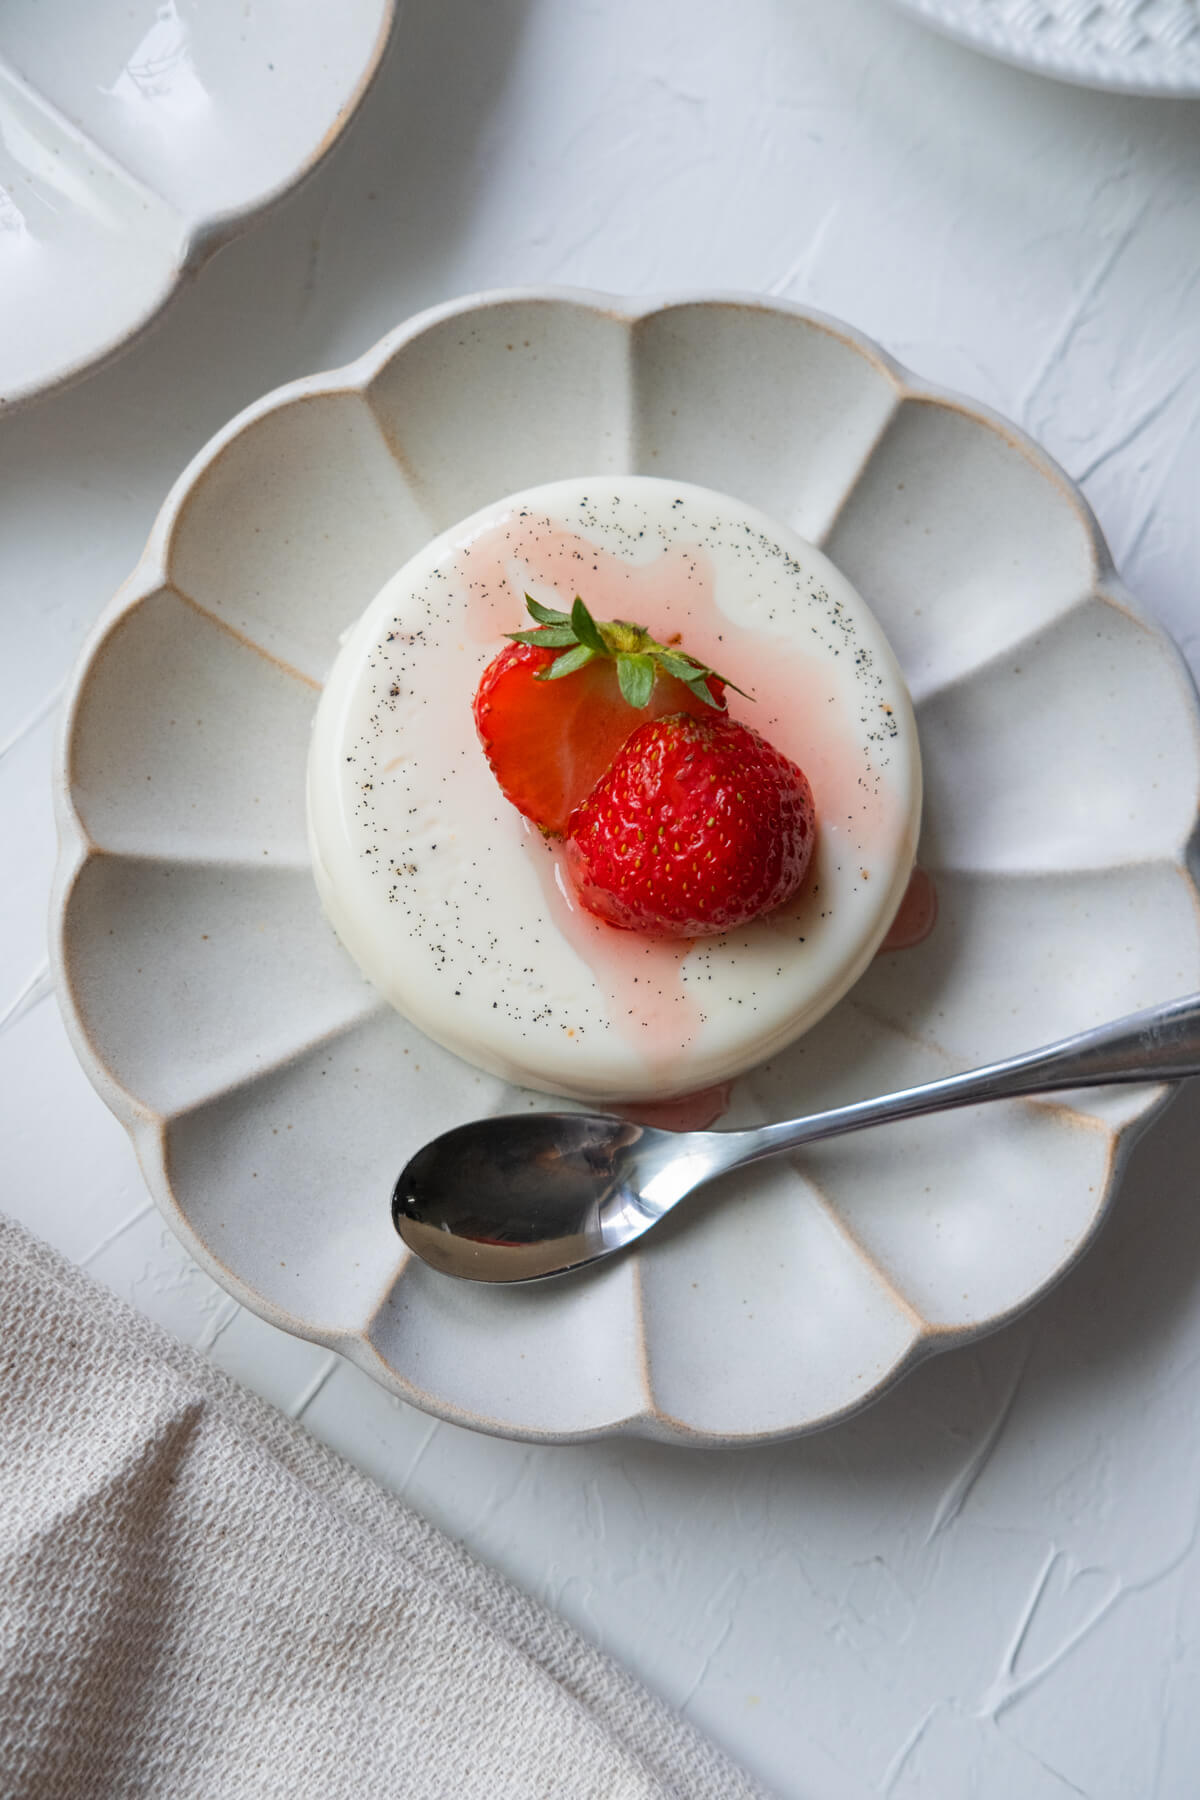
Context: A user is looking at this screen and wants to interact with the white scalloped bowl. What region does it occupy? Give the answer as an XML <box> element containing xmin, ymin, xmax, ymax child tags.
<box><xmin>52</xmin><ymin>291</ymin><xmax>1200</xmax><ymax>1446</ymax></box>
<box><xmin>0</xmin><ymin>0</ymin><xmax>395</xmax><ymax>407</ymax></box>
<box><xmin>890</xmin><ymin>0</ymin><xmax>1200</xmax><ymax>95</ymax></box>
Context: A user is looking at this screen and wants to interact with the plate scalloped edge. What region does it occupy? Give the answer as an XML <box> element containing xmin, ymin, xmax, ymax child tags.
<box><xmin>50</xmin><ymin>287</ymin><xmax>1200</xmax><ymax>1446</ymax></box>
<box><xmin>888</xmin><ymin>0</ymin><xmax>1200</xmax><ymax>97</ymax></box>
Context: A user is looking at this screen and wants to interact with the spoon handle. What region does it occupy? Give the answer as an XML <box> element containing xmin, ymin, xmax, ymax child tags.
<box><xmin>741</xmin><ymin>992</ymin><xmax>1200</xmax><ymax>1164</ymax></box>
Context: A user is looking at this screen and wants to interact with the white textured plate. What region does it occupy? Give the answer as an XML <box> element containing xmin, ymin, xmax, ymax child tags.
<box><xmin>52</xmin><ymin>290</ymin><xmax>1200</xmax><ymax>1446</ymax></box>
<box><xmin>891</xmin><ymin>0</ymin><xmax>1200</xmax><ymax>94</ymax></box>
<box><xmin>0</xmin><ymin>0</ymin><xmax>395</xmax><ymax>408</ymax></box>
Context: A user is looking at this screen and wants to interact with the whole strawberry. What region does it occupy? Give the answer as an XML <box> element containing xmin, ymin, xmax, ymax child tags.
<box><xmin>565</xmin><ymin>713</ymin><xmax>815</xmax><ymax>938</ymax></box>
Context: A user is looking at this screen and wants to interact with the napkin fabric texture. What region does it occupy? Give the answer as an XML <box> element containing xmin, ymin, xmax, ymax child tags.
<box><xmin>0</xmin><ymin>1215</ymin><xmax>764</xmax><ymax>1799</ymax></box>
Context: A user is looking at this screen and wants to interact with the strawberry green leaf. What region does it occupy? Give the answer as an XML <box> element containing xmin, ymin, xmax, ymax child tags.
<box><xmin>685</xmin><ymin>673</ymin><xmax>724</xmax><ymax>710</ymax></box>
<box><xmin>570</xmin><ymin>597</ymin><xmax>608</xmax><ymax>656</ymax></box>
<box><xmin>654</xmin><ymin>647</ymin><xmax>749</xmax><ymax>703</ymax></box>
<box><xmin>507</xmin><ymin>625</ymin><xmax>579</xmax><ymax>647</ymax></box>
<box><xmin>536</xmin><ymin>642</ymin><xmax>596</xmax><ymax>681</ymax></box>
<box><xmin>655</xmin><ymin>650</ymin><xmax>705</xmax><ymax>682</ymax></box>
<box><xmin>524</xmin><ymin>594</ymin><xmax>572</xmax><ymax>627</ymax></box>
<box><xmin>617</xmin><ymin>653</ymin><xmax>656</xmax><ymax>709</ymax></box>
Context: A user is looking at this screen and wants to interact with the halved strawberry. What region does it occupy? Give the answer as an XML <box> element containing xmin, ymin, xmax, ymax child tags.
<box><xmin>473</xmin><ymin>596</ymin><xmax>731</xmax><ymax>835</ymax></box>
<box><xmin>564</xmin><ymin>712</ymin><xmax>815</xmax><ymax>938</ymax></box>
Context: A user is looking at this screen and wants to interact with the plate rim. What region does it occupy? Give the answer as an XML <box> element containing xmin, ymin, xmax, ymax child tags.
<box><xmin>50</xmin><ymin>285</ymin><xmax>1200</xmax><ymax>1446</ymax></box>
<box><xmin>889</xmin><ymin>0</ymin><xmax>1200</xmax><ymax>97</ymax></box>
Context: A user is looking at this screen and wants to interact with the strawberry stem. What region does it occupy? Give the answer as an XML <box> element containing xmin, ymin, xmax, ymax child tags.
<box><xmin>507</xmin><ymin>594</ymin><xmax>751</xmax><ymax>708</ymax></box>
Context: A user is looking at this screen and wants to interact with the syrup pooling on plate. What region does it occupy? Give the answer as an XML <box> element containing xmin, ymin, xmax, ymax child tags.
<box><xmin>879</xmin><ymin>866</ymin><xmax>938</xmax><ymax>953</ymax></box>
<box><xmin>307</xmin><ymin>477</ymin><xmax>923</xmax><ymax>1101</ymax></box>
<box><xmin>616</xmin><ymin>1083</ymin><xmax>735</xmax><ymax>1132</ymax></box>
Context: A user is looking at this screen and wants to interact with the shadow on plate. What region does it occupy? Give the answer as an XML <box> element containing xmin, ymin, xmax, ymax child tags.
<box><xmin>613</xmin><ymin>1075</ymin><xmax>1200</xmax><ymax>1488</ymax></box>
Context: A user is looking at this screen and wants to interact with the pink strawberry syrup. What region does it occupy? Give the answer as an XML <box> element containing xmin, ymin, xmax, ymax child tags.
<box><xmin>878</xmin><ymin>866</ymin><xmax>938</xmax><ymax>952</ymax></box>
<box><xmin>520</xmin><ymin>820</ymin><xmax>700</xmax><ymax>1070</ymax></box>
<box><xmin>454</xmin><ymin>507</ymin><xmax>908</xmax><ymax>1082</ymax></box>
<box><xmin>616</xmin><ymin>1084</ymin><xmax>734</xmax><ymax>1131</ymax></box>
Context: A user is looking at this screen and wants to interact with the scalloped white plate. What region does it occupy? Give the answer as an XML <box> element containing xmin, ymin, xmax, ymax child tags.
<box><xmin>891</xmin><ymin>0</ymin><xmax>1200</xmax><ymax>95</ymax></box>
<box><xmin>52</xmin><ymin>290</ymin><xmax>1200</xmax><ymax>1446</ymax></box>
<box><xmin>0</xmin><ymin>0</ymin><xmax>395</xmax><ymax>408</ymax></box>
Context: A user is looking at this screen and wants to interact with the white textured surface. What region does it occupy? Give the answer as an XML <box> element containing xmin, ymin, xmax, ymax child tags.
<box><xmin>3</xmin><ymin>1</ymin><xmax>1200</xmax><ymax>1792</ymax></box>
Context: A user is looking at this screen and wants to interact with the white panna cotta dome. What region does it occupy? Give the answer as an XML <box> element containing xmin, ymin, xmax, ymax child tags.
<box><xmin>307</xmin><ymin>477</ymin><xmax>922</xmax><ymax>1102</ymax></box>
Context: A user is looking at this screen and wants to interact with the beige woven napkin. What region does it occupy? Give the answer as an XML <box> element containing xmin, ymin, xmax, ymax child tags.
<box><xmin>0</xmin><ymin>1216</ymin><xmax>765</xmax><ymax>1799</ymax></box>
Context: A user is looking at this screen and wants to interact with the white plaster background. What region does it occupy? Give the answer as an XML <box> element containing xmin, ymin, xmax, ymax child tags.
<box><xmin>3</xmin><ymin>3</ymin><xmax>1200</xmax><ymax>1793</ymax></box>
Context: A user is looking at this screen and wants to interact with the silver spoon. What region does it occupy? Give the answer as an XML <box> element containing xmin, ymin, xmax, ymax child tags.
<box><xmin>392</xmin><ymin>992</ymin><xmax>1200</xmax><ymax>1283</ymax></box>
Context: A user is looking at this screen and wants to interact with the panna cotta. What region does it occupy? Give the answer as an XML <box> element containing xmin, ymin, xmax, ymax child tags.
<box><xmin>307</xmin><ymin>477</ymin><xmax>922</xmax><ymax>1101</ymax></box>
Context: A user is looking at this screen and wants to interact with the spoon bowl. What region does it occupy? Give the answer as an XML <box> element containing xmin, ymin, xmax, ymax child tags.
<box><xmin>393</xmin><ymin>1112</ymin><xmax>711</xmax><ymax>1282</ymax></box>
